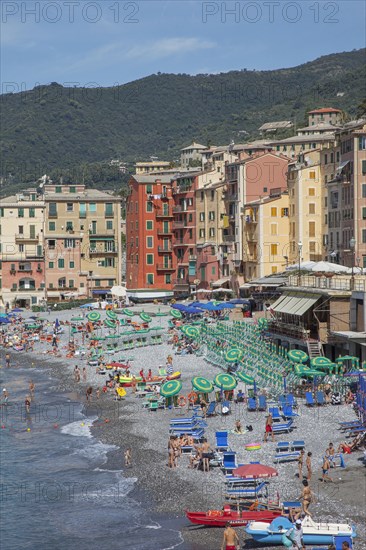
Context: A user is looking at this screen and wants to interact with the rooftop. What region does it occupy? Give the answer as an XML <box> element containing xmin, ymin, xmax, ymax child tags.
<box><xmin>181</xmin><ymin>142</ymin><xmax>207</xmax><ymax>151</ymax></box>
<box><xmin>44</xmin><ymin>188</ymin><xmax>119</xmax><ymax>200</ymax></box>
<box><xmin>297</xmin><ymin>122</ymin><xmax>341</xmax><ymax>133</ymax></box>
<box><xmin>258</xmin><ymin>121</ymin><xmax>293</xmax><ymax>131</ymax></box>
<box><xmin>308</xmin><ymin>107</ymin><xmax>342</xmax><ymax>114</ymax></box>
<box><xmin>132</xmin><ymin>174</ymin><xmax>174</xmax><ymax>184</ymax></box>
<box><xmin>270</xmin><ymin>133</ymin><xmax>336</xmax><ymax>145</ymax></box>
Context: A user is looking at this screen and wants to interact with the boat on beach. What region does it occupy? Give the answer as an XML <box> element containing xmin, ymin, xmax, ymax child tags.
<box><xmin>186</xmin><ymin>504</ymin><xmax>282</xmax><ymax>527</ymax></box>
<box><xmin>245</xmin><ymin>516</ymin><xmax>356</xmax><ymax>545</ymax></box>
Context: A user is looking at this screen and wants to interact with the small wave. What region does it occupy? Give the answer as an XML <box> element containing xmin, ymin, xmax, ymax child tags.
<box><xmin>73</xmin><ymin>441</ymin><xmax>117</xmax><ymax>462</ymax></box>
<box><xmin>60</xmin><ymin>418</ymin><xmax>96</xmax><ymax>438</ymax></box>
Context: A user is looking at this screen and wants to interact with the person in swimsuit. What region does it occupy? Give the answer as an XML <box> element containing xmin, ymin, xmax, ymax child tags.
<box><xmin>306</xmin><ymin>452</ymin><xmax>312</xmax><ymax>481</ymax></box>
<box><xmin>299</xmin><ymin>480</ymin><xmax>313</xmax><ymax>516</ymax></box>
<box><xmin>234</xmin><ymin>420</ymin><xmax>243</xmax><ymax>434</ymax></box>
<box><xmin>298</xmin><ymin>449</ymin><xmax>305</xmax><ymax>478</ymax></box>
<box><xmin>25</xmin><ymin>395</ymin><xmax>31</xmax><ymax>414</ymax></box>
<box><xmin>264</xmin><ymin>413</ymin><xmax>274</xmax><ymax>442</ymax></box>
<box><xmin>221</xmin><ymin>522</ymin><xmax>240</xmax><ymax>550</ymax></box>
<box><xmin>324</xmin><ymin>383</ymin><xmax>332</xmax><ymax>404</ymax></box>
<box><xmin>321</xmin><ymin>456</ymin><xmax>333</xmax><ymax>482</ymax></box>
<box><xmin>326</xmin><ymin>442</ymin><xmax>335</xmax><ymax>467</ymax></box>
<box><xmin>201</xmin><ymin>438</ymin><xmax>212</xmax><ymax>473</ymax></box>
<box><xmin>200</xmin><ymin>397</ymin><xmax>208</xmax><ymax>418</ymax></box>
<box><xmin>5</xmin><ymin>353</ymin><xmax>10</xmax><ymax>368</ymax></box>
<box><xmin>124</xmin><ymin>447</ymin><xmax>131</xmax><ymax>467</ymax></box>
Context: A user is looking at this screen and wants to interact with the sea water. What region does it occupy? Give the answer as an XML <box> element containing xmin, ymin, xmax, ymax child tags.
<box><xmin>0</xmin><ymin>363</ymin><xmax>186</xmax><ymax>550</ymax></box>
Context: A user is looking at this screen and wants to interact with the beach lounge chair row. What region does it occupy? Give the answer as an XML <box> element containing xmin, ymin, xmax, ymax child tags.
<box><xmin>278</xmin><ymin>394</ymin><xmax>297</xmax><ymax>409</ymax></box>
<box><xmin>225</xmin><ymin>481</ymin><xmax>268</xmax><ymax>499</ymax></box>
<box><xmin>305</xmin><ymin>391</ymin><xmax>326</xmax><ymax>406</ymax></box>
<box><xmin>271</xmin><ymin>419</ymin><xmax>294</xmax><ymax>434</ymax></box>
<box><xmin>247</xmin><ymin>395</ymin><xmax>267</xmax><ymax>411</ymax></box>
<box><xmin>269</xmin><ymin>407</ymin><xmax>298</xmax><ymax>422</ymax></box>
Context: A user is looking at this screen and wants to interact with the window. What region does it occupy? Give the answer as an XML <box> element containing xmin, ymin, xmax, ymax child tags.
<box><xmin>105</xmin><ymin>203</ymin><xmax>113</xmax><ymax>217</ymax></box>
<box><xmin>270</xmin><ymin>224</ymin><xmax>277</xmax><ymax>236</ymax></box>
<box><xmin>209</xmin><ymin>228</ymin><xmax>215</xmax><ymax>237</ymax></box>
<box><xmin>146</xmin><ymin>184</ymin><xmax>152</xmax><ymax>194</ymax></box>
<box><xmin>48</xmin><ymin>239</ymin><xmax>56</xmax><ymax>250</ymax></box>
<box><xmin>309</xmin><ymin>242</ymin><xmax>316</xmax><ymax>252</ymax></box>
<box><xmin>95</xmin><ymin>280</ymin><xmax>101</xmax><ymax>287</ymax></box>
<box><xmin>70</xmin><ymin>261</ymin><xmax>75</xmax><ymax>268</ymax></box>
<box><xmin>358</xmin><ymin>136</ymin><xmax>366</xmax><ymax>150</ymax></box>
<box><xmin>146</xmin><ymin>201</ymin><xmax>153</xmax><ymax>212</ymax></box>
<box><xmin>0</xmin><ymin>208</ymin><xmax>3</xmax><ymax>217</ymax></box>
<box><xmin>146</xmin><ymin>220</ymin><xmax>153</xmax><ymax>230</ymax></box>
<box><xmin>362</xmin><ymin>160</ymin><xmax>366</xmax><ymax>175</ymax></box>
<box><xmin>135</xmin><ymin>255</ymin><xmax>139</xmax><ymax>264</ymax></box>
<box><xmin>146</xmin><ymin>254</ymin><xmax>154</xmax><ymax>265</ymax></box>
<box><xmin>309</xmin><ymin>188</ymin><xmax>315</xmax><ymax>196</ymax></box>
<box><xmin>64</xmin><ymin>239</ymin><xmax>75</xmax><ymax>248</ymax></box>
<box><xmin>362</xmin><ymin>229</ymin><xmax>366</xmax><ymax>243</ymax></box>
<box><xmin>146</xmin><ymin>236</ymin><xmax>153</xmax><ymax>248</ymax></box>
<box><xmin>58</xmin><ymin>258</ymin><xmax>65</xmax><ymax>268</ymax></box>
<box><xmin>209</xmin><ymin>211</ymin><xmax>215</xmax><ymax>221</ymax></box>
<box><xmin>69</xmin><ymin>186</ymin><xmax>76</xmax><ymax>193</ymax></box>
<box><xmin>19</xmin><ymin>244</ymin><xmax>24</xmax><ymax>252</ymax></box>
<box><xmin>309</xmin><ymin>171</ymin><xmax>316</xmax><ymax>180</ymax></box>
<box><xmin>55</xmin><ymin>186</ymin><xmax>62</xmax><ymax>193</ymax></box>
<box><xmin>66</xmin><ymin>203</ymin><xmax>73</xmax><ymax>212</ymax></box>
<box><xmin>146</xmin><ymin>273</ymin><xmax>154</xmax><ymax>285</ymax></box>
<box><xmin>271</xmin><ymin>266</ymin><xmax>278</xmax><ymax>274</ymax></box>
<box><xmin>47</xmin><ymin>203</ymin><xmax>57</xmax><ymax>217</ymax></box>
<box><xmin>69</xmin><ymin>280</ymin><xmax>74</xmax><ymax>288</ymax></box>
<box><xmin>199</xmin><ymin>229</ymin><xmax>205</xmax><ymax>238</ymax></box>
<box><xmin>309</xmin><ymin>203</ymin><xmax>315</xmax><ymax>214</ymax></box>
<box><xmin>18</xmin><ymin>208</ymin><xmax>24</xmax><ymax>218</ymax></box>
<box><xmin>270</xmin><ymin>244</ymin><xmax>278</xmax><ymax>255</ymax></box>
<box><xmin>79</xmin><ymin>203</ymin><xmax>86</xmax><ymax>218</ymax></box>
<box><xmin>211</xmin><ymin>190</ymin><xmax>215</xmax><ymax>200</ymax></box>
<box><xmin>270</xmin><ymin>207</ymin><xmax>277</xmax><ymax>217</ymax></box>
<box><xmin>49</xmin><ymin>262</ymin><xmax>54</xmax><ymax>268</ymax></box>
<box><xmin>363</xmin><ymin>185</ymin><xmax>366</xmax><ymax>199</ymax></box>
<box><xmin>105</xmin><ymin>241</ymin><xmax>115</xmax><ymax>252</ymax></box>
<box><xmin>18</xmin><ymin>225</ymin><xmax>24</xmax><ymax>234</ymax></box>
<box><xmin>97</xmin><ymin>260</ymin><xmax>105</xmax><ymax>267</ymax></box>
<box><xmin>105</xmin><ymin>258</ymin><xmax>115</xmax><ymax>267</ymax></box>
<box><xmin>58</xmin><ymin>277</ymin><xmax>66</xmax><ymax>288</ymax></box>
<box><xmin>66</xmin><ymin>221</ymin><xmax>73</xmax><ymax>231</ymax></box>
<box><xmin>362</xmin><ymin>207</ymin><xmax>366</xmax><ymax>220</ymax></box>
<box><xmin>89</xmin><ymin>203</ymin><xmax>96</xmax><ymax>213</ymax></box>
<box><xmin>199</xmin><ymin>212</ymin><xmax>205</xmax><ymax>222</ymax></box>
<box><xmin>324</xmin><ymin>154</ymin><xmax>328</xmax><ymax>165</ymax></box>
<box><xmin>165</xmin><ymin>274</ymin><xmax>171</xmax><ymax>284</ymax></box>
<box><xmin>309</xmin><ymin>222</ymin><xmax>316</xmax><ymax>237</ymax></box>
<box><xmin>135</xmin><ymin>221</ymin><xmax>138</xmax><ymax>230</ymax></box>
<box><xmin>49</xmin><ymin>221</ymin><xmax>55</xmax><ymax>231</ymax></box>
<box><xmin>281</xmin><ymin>208</ymin><xmax>289</xmax><ymax>217</ymax></box>
<box><xmin>106</xmin><ymin>220</ymin><xmax>113</xmax><ymax>230</ymax></box>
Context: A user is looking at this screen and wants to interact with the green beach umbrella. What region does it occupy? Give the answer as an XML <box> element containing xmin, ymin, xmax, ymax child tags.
<box><xmin>236</xmin><ymin>371</ymin><xmax>254</xmax><ymax>384</ymax></box>
<box><xmin>123</xmin><ymin>308</ymin><xmax>134</xmax><ymax>317</ymax></box>
<box><xmin>105</xmin><ymin>319</ymin><xmax>117</xmax><ymax>329</ymax></box>
<box><xmin>91</xmin><ymin>335</ymin><xmax>105</xmax><ymax>341</ymax></box>
<box><xmin>287</xmin><ymin>349</ymin><xmax>308</xmax><ymax>364</ymax></box>
<box><xmin>301</xmin><ymin>368</ymin><xmax>324</xmax><ymax>378</ymax></box>
<box><xmin>181</xmin><ymin>325</ymin><xmax>200</xmax><ymax>339</ymax></box>
<box><xmin>310</xmin><ymin>357</ymin><xmax>332</xmax><ymax>368</ymax></box>
<box><xmin>106</xmin><ymin>334</ymin><xmax>119</xmax><ymax>339</ymax></box>
<box><xmin>225</xmin><ymin>347</ymin><xmax>243</xmax><ymax>363</ymax></box>
<box><xmin>106</xmin><ymin>310</ymin><xmax>118</xmax><ymax>320</ymax></box>
<box><xmin>212</xmin><ymin>300</ymin><xmax>222</xmax><ymax>306</ymax></box>
<box><xmin>170</xmin><ymin>308</ymin><xmax>182</xmax><ymax>319</ymax></box>
<box><xmin>87</xmin><ymin>311</ymin><xmax>101</xmax><ymax>322</ymax></box>
<box><xmin>25</xmin><ymin>324</ymin><xmax>38</xmax><ymax>329</ymax></box>
<box><xmin>140</xmin><ymin>312</ymin><xmax>152</xmax><ymax>323</ymax></box>
<box><xmin>214</xmin><ymin>373</ymin><xmax>237</xmax><ymax>391</ymax></box>
<box><xmin>192</xmin><ymin>376</ymin><xmax>214</xmax><ymax>393</ymax></box>
<box><xmin>71</xmin><ymin>316</ymin><xmax>84</xmax><ymax>322</ymax></box>
<box><xmin>160</xmin><ymin>379</ymin><xmax>182</xmax><ymax>397</ymax></box>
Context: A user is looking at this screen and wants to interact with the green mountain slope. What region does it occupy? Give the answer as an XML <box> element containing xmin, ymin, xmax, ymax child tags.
<box><xmin>1</xmin><ymin>48</ymin><xmax>365</xmax><ymax>195</ymax></box>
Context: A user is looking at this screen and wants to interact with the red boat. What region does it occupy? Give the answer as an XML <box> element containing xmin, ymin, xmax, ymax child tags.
<box><xmin>185</xmin><ymin>506</ymin><xmax>282</xmax><ymax>527</ymax></box>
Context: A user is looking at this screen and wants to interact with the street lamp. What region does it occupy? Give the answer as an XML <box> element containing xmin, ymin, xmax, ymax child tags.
<box><xmin>298</xmin><ymin>241</ymin><xmax>303</xmax><ymax>286</ymax></box>
<box><xmin>349</xmin><ymin>237</ymin><xmax>356</xmax><ymax>289</ymax></box>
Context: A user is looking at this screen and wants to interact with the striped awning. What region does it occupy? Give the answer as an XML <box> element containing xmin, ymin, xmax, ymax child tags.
<box><xmin>271</xmin><ymin>292</ymin><xmax>320</xmax><ymax>316</ymax></box>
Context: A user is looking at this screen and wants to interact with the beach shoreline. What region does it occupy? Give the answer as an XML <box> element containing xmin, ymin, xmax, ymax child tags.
<box><xmin>2</xmin><ymin>306</ymin><xmax>366</xmax><ymax>550</ymax></box>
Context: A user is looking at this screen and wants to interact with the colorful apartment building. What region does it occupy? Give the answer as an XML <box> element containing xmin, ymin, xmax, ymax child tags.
<box><xmin>126</xmin><ymin>174</ymin><xmax>176</xmax><ymax>301</ymax></box>
<box><xmin>308</xmin><ymin>108</ymin><xmax>343</xmax><ymax>126</ymax></box>
<box><xmin>242</xmin><ymin>191</ymin><xmax>290</xmax><ymax>279</ymax></box>
<box><xmin>43</xmin><ymin>184</ymin><xmax>122</xmax><ymax>301</ymax></box>
<box><xmin>0</xmin><ymin>189</ymin><xmax>45</xmax><ymax>308</ymax></box>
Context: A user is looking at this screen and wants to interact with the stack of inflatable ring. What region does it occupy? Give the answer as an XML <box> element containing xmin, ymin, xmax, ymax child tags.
<box><xmin>245</xmin><ymin>442</ymin><xmax>261</xmax><ymax>451</ymax></box>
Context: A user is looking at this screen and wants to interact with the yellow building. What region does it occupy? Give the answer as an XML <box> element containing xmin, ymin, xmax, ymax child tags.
<box><xmin>0</xmin><ymin>189</ymin><xmax>45</xmax><ymax>308</ymax></box>
<box><xmin>242</xmin><ymin>191</ymin><xmax>290</xmax><ymax>279</ymax></box>
<box><xmin>43</xmin><ymin>184</ymin><xmax>122</xmax><ymax>301</ymax></box>
<box><xmin>287</xmin><ymin>150</ymin><xmax>326</xmax><ymax>264</ymax></box>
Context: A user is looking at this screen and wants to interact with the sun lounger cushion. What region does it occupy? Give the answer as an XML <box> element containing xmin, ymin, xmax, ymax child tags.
<box><xmin>274</xmin><ymin>451</ymin><xmax>300</xmax><ymax>463</ymax></box>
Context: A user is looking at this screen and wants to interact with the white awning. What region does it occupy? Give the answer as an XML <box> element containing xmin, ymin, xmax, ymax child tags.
<box><xmin>271</xmin><ymin>292</ymin><xmax>320</xmax><ymax>316</ymax></box>
<box><xmin>212</xmin><ymin>277</ymin><xmax>230</xmax><ymax>288</ymax></box>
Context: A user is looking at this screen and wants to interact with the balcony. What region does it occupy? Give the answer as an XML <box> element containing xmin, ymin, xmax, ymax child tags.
<box><xmin>173</xmin><ymin>220</ymin><xmax>185</xmax><ymax>228</ymax></box>
<box><xmin>89</xmin><ymin>229</ymin><xmax>115</xmax><ymax>237</ymax></box>
<box><xmin>173</xmin><ymin>206</ymin><xmax>185</xmax><ymax>213</ymax></box>
<box><xmin>15</xmin><ymin>234</ymin><xmax>39</xmax><ymax>243</ymax></box>
<box><xmin>156</xmin><ymin>209</ymin><xmax>173</xmax><ymax>218</ymax></box>
<box><xmin>157</xmin><ymin>230</ymin><xmax>173</xmax><ymax>236</ymax></box>
<box><xmin>157</xmin><ymin>264</ymin><xmax>175</xmax><ymax>271</ymax></box>
<box><xmin>189</xmin><ymin>254</ymin><xmax>197</xmax><ymax>261</ymax></box>
<box><xmin>158</xmin><ymin>246</ymin><xmax>172</xmax><ymax>253</ymax></box>
<box><xmin>288</xmin><ymin>274</ymin><xmax>366</xmax><ymax>292</ymax></box>
<box><xmin>173</xmin><ymin>278</ymin><xmax>190</xmax><ymax>288</ymax></box>
<box><xmin>177</xmin><ymin>259</ymin><xmax>189</xmax><ymax>266</ymax></box>
<box><xmin>18</xmin><ymin>269</ymin><xmax>33</xmax><ymax>274</ymax></box>
<box><xmin>89</xmin><ymin>249</ymin><xmax>117</xmax><ymax>255</ymax></box>
<box><xmin>222</xmin><ymin>234</ymin><xmax>236</xmax><ymax>243</ymax></box>
<box><xmin>173</xmin><ymin>239</ymin><xmax>190</xmax><ymax>246</ymax></box>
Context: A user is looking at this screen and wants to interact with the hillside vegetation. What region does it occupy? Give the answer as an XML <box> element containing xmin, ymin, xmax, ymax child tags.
<box><xmin>1</xmin><ymin>48</ymin><xmax>365</xmax><ymax>196</ymax></box>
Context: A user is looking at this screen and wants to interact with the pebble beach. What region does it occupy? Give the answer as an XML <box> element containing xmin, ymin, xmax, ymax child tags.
<box><xmin>1</xmin><ymin>305</ymin><xmax>365</xmax><ymax>550</ymax></box>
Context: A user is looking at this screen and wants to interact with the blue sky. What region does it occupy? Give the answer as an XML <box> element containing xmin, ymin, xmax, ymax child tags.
<box><xmin>1</xmin><ymin>1</ymin><xmax>365</xmax><ymax>91</ymax></box>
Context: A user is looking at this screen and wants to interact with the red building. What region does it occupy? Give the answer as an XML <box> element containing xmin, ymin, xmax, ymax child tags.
<box><xmin>126</xmin><ymin>174</ymin><xmax>175</xmax><ymax>301</ymax></box>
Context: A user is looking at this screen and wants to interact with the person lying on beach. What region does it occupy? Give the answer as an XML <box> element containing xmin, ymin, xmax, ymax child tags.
<box><xmin>188</xmin><ymin>446</ymin><xmax>202</xmax><ymax>469</ymax></box>
<box><xmin>337</xmin><ymin>442</ymin><xmax>352</xmax><ymax>454</ymax></box>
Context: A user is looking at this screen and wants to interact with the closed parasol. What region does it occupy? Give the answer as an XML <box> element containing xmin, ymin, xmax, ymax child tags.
<box><xmin>160</xmin><ymin>380</ymin><xmax>182</xmax><ymax>397</ymax></box>
<box><xmin>214</xmin><ymin>373</ymin><xmax>237</xmax><ymax>391</ymax></box>
<box><xmin>233</xmin><ymin>464</ymin><xmax>278</xmax><ymax>479</ymax></box>
<box><xmin>192</xmin><ymin>377</ymin><xmax>214</xmax><ymax>393</ymax></box>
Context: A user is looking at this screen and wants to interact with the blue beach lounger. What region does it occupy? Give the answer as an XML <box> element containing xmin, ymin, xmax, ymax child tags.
<box><xmin>305</xmin><ymin>392</ymin><xmax>315</xmax><ymax>406</ymax></box>
<box><xmin>216</xmin><ymin>431</ymin><xmax>229</xmax><ymax>451</ymax></box>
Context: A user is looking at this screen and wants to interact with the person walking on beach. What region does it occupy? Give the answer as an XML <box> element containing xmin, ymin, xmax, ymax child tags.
<box><xmin>29</xmin><ymin>380</ymin><xmax>35</xmax><ymax>400</ymax></box>
<box><xmin>5</xmin><ymin>352</ymin><xmax>10</xmax><ymax>368</ymax></box>
<box><xmin>124</xmin><ymin>447</ymin><xmax>131</xmax><ymax>467</ymax></box>
<box><xmin>86</xmin><ymin>386</ymin><xmax>93</xmax><ymax>402</ymax></box>
<box><xmin>306</xmin><ymin>452</ymin><xmax>312</xmax><ymax>481</ymax></box>
<box><xmin>299</xmin><ymin>480</ymin><xmax>313</xmax><ymax>516</ymax></box>
<box><xmin>321</xmin><ymin>456</ymin><xmax>333</xmax><ymax>483</ymax></box>
<box><xmin>221</xmin><ymin>522</ymin><xmax>240</xmax><ymax>550</ymax></box>
<box><xmin>264</xmin><ymin>413</ymin><xmax>274</xmax><ymax>442</ymax></box>
<box><xmin>2</xmin><ymin>388</ymin><xmax>9</xmax><ymax>405</ymax></box>
<box><xmin>82</xmin><ymin>367</ymin><xmax>87</xmax><ymax>382</ymax></box>
<box><xmin>283</xmin><ymin>519</ymin><xmax>305</xmax><ymax>550</ymax></box>
<box><xmin>326</xmin><ymin>442</ymin><xmax>335</xmax><ymax>467</ymax></box>
<box><xmin>297</xmin><ymin>449</ymin><xmax>305</xmax><ymax>478</ymax></box>
<box><xmin>25</xmin><ymin>395</ymin><xmax>31</xmax><ymax>414</ymax></box>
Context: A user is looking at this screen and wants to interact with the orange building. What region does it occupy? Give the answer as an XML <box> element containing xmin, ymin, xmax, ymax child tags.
<box><xmin>126</xmin><ymin>174</ymin><xmax>175</xmax><ymax>301</ymax></box>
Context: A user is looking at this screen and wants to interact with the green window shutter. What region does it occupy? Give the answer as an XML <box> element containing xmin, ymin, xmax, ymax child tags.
<box><xmin>146</xmin><ymin>254</ymin><xmax>154</xmax><ymax>265</ymax></box>
<box><xmin>49</xmin><ymin>203</ymin><xmax>57</xmax><ymax>216</ymax></box>
<box><xmin>49</xmin><ymin>262</ymin><xmax>54</xmax><ymax>268</ymax></box>
<box><xmin>70</xmin><ymin>186</ymin><xmax>76</xmax><ymax>193</ymax></box>
<box><xmin>18</xmin><ymin>208</ymin><xmax>24</xmax><ymax>218</ymax></box>
<box><xmin>146</xmin><ymin>184</ymin><xmax>152</xmax><ymax>194</ymax></box>
<box><xmin>95</xmin><ymin>280</ymin><xmax>101</xmax><ymax>287</ymax></box>
<box><xmin>79</xmin><ymin>203</ymin><xmax>86</xmax><ymax>218</ymax></box>
<box><xmin>69</xmin><ymin>280</ymin><xmax>74</xmax><ymax>288</ymax></box>
<box><xmin>58</xmin><ymin>258</ymin><xmax>64</xmax><ymax>268</ymax></box>
<box><xmin>0</xmin><ymin>208</ymin><xmax>4</xmax><ymax>217</ymax></box>
<box><xmin>106</xmin><ymin>220</ymin><xmax>113</xmax><ymax>230</ymax></box>
<box><xmin>56</xmin><ymin>186</ymin><xmax>62</xmax><ymax>193</ymax></box>
<box><xmin>49</xmin><ymin>221</ymin><xmax>55</xmax><ymax>231</ymax></box>
<box><xmin>105</xmin><ymin>203</ymin><xmax>113</xmax><ymax>216</ymax></box>
<box><xmin>70</xmin><ymin>261</ymin><xmax>75</xmax><ymax>268</ymax></box>
<box><xmin>362</xmin><ymin>160</ymin><xmax>366</xmax><ymax>175</ymax></box>
<box><xmin>146</xmin><ymin>221</ymin><xmax>153</xmax><ymax>230</ymax></box>
<box><xmin>147</xmin><ymin>274</ymin><xmax>154</xmax><ymax>285</ymax></box>
<box><xmin>29</xmin><ymin>208</ymin><xmax>35</xmax><ymax>217</ymax></box>
<box><xmin>29</xmin><ymin>225</ymin><xmax>35</xmax><ymax>238</ymax></box>
<box><xmin>37</xmin><ymin>245</ymin><xmax>42</xmax><ymax>257</ymax></box>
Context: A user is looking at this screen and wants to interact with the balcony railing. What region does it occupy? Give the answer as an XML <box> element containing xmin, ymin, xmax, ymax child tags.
<box><xmin>158</xmin><ymin>246</ymin><xmax>172</xmax><ymax>253</ymax></box>
<box><xmin>89</xmin><ymin>229</ymin><xmax>115</xmax><ymax>237</ymax></box>
<box><xmin>157</xmin><ymin>264</ymin><xmax>175</xmax><ymax>271</ymax></box>
<box><xmin>222</xmin><ymin>234</ymin><xmax>235</xmax><ymax>243</ymax></box>
<box><xmin>157</xmin><ymin>230</ymin><xmax>173</xmax><ymax>236</ymax></box>
<box><xmin>18</xmin><ymin>269</ymin><xmax>33</xmax><ymax>274</ymax></box>
<box><xmin>156</xmin><ymin>209</ymin><xmax>173</xmax><ymax>218</ymax></box>
<box><xmin>173</xmin><ymin>206</ymin><xmax>185</xmax><ymax>213</ymax></box>
<box><xmin>173</xmin><ymin>278</ymin><xmax>190</xmax><ymax>287</ymax></box>
<box><xmin>89</xmin><ymin>249</ymin><xmax>117</xmax><ymax>255</ymax></box>
<box><xmin>173</xmin><ymin>220</ymin><xmax>185</xmax><ymax>228</ymax></box>
<box><xmin>15</xmin><ymin>234</ymin><xmax>39</xmax><ymax>242</ymax></box>
<box><xmin>288</xmin><ymin>274</ymin><xmax>366</xmax><ymax>292</ymax></box>
<box><xmin>173</xmin><ymin>239</ymin><xmax>189</xmax><ymax>246</ymax></box>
